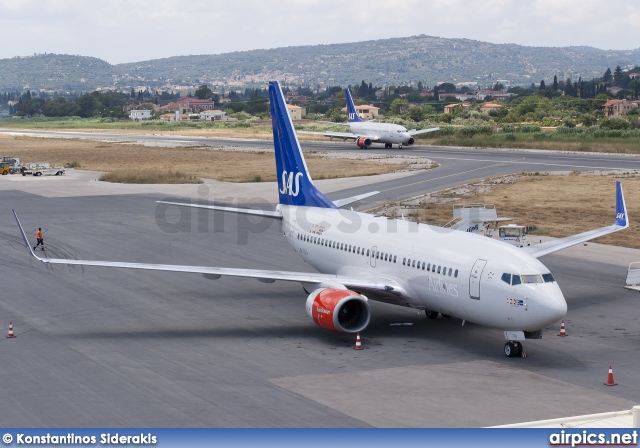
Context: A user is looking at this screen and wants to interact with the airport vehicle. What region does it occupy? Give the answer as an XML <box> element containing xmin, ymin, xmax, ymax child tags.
<box><xmin>1</xmin><ymin>156</ymin><xmax>21</xmax><ymax>173</ymax></box>
<box><xmin>22</xmin><ymin>162</ymin><xmax>65</xmax><ymax>176</ymax></box>
<box><xmin>13</xmin><ymin>81</ymin><xmax>629</xmax><ymax>358</ymax></box>
<box><xmin>0</xmin><ymin>162</ymin><xmax>10</xmax><ymax>175</ymax></box>
<box><xmin>498</xmin><ymin>224</ymin><xmax>530</xmax><ymax>247</ymax></box>
<box><xmin>298</xmin><ymin>88</ymin><xmax>440</xmax><ymax>149</ymax></box>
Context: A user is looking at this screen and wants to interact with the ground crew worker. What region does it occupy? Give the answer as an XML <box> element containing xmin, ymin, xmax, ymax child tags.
<box><xmin>34</xmin><ymin>228</ymin><xmax>44</xmax><ymax>250</ymax></box>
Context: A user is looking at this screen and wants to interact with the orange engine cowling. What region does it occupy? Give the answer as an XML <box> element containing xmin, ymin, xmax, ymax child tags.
<box><xmin>305</xmin><ymin>288</ymin><xmax>371</xmax><ymax>333</ymax></box>
<box><xmin>356</xmin><ymin>137</ymin><xmax>372</xmax><ymax>148</ymax></box>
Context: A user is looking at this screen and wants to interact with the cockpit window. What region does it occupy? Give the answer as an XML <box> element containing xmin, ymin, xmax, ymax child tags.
<box><xmin>521</xmin><ymin>275</ymin><xmax>543</xmax><ymax>284</ymax></box>
<box><xmin>501</xmin><ymin>273</ymin><xmax>512</xmax><ymax>284</ymax></box>
<box><xmin>511</xmin><ymin>275</ymin><xmax>522</xmax><ymax>286</ymax></box>
<box><xmin>542</xmin><ymin>273</ymin><xmax>555</xmax><ymax>283</ymax></box>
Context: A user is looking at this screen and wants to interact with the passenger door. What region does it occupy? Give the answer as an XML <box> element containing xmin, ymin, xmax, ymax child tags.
<box><xmin>370</xmin><ymin>246</ymin><xmax>377</xmax><ymax>268</ymax></box>
<box><xmin>469</xmin><ymin>259</ymin><xmax>487</xmax><ymax>299</ymax></box>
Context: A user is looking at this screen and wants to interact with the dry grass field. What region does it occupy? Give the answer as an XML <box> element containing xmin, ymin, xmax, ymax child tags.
<box><xmin>409</xmin><ymin>174</ymin><xmax>640</xmax><ymax>248</ymax></box>
<box><xmin>0</xmin><ymin>135</ymin><xmax>401</xmax><ymax>182</ymax></box>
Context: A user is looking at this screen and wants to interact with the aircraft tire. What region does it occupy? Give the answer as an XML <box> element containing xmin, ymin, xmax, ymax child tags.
<box><xmin>425</xmin><ymin>310</ymin><xmax>439</xmax><ymax>319</ymax></box>
<box><xmin>504</xmin><ymin>341</ymin><xmax>515</xmax><ymax>357</ymax></box>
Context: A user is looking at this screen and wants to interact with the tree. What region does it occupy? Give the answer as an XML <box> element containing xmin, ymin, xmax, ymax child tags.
<box><xmin>408</xmin><ymin>106</ymin><xmax>424</xmax><ymax>122</ymax></box>
<box><xmin>553</xmin><ymin>75</ymin><xmax>558</xmax><ymax>90</ymax></box>
<box><xmin>390</xmin><ymin>98</ymin><xmax>409</xmax><ymax>114</ymax></box>
<box><xmin>614</xmin><ymin>65</ymin><xmax>623</xmax><ymax>85</ymax></box>
<box><xmin>604</xmin><ymin>68</ymin><xmax>612</xmax><ymax>83</ymax></box>
<box><xmin>194</xmin><ymin>84</ymin><xmax>213</xmax><ymax>99</ymax></box>
<box><xmin>437</xmin><ymin>82</ymin><xmax>456</xmax><ymax>93</ymax></box>
<box><xmin>539</xmin><ymin>79</ymin><xmax>546</xmax><ymax>90</ymax></box>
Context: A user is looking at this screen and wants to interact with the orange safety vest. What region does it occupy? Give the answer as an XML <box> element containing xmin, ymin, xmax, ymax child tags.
<box><xmin>36</xmin><ymin>230</ymin><xmax>42</xmax><ymax>239</ymax></box>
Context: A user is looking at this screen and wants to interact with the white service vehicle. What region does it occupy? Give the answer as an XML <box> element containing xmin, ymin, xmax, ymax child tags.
<box><xmin>22</xmin><ymin>162</ymin><xmax>65</xmax><ymax>176</ymax></box>
<box><xmin>498</xmin><ymin>224</ymin><xmax>530</xmax><ymax>247</ymax></box>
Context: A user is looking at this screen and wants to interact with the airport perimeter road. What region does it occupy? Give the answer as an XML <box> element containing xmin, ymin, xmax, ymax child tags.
<box><xmin>1</xmin><ymin>190</ymin><xmax>639</xmax><ymax>427</ymax></box>
<box><xmin>4</xmin><ymin>128</ymin><xmax>640</xmax><ymax>209</ymax></box>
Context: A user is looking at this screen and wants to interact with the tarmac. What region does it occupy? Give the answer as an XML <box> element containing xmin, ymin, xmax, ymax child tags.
<box><xmin>1</xmin><ymin>171</ymin><xmax>639</xmax><ymax>427</ymax></box>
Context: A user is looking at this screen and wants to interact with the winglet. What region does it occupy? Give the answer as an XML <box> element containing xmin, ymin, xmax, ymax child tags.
<box><xmin>615</xmin><ymin>181</ymin><xmax>628</xmax><ymax>228</ymax></box>
<box><xmin>12</xmin><ymin>210</ymin><xmax>41</xmax><ymax>260</ymax></box>
<box><xmin>345</xmin><ymin>88</ymin><xmax>364</xmax><ymax>123</ymax></box>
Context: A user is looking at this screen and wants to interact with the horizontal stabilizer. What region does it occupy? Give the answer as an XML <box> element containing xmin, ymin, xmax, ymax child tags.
<box><xmin>332</xmin><ymin>191</ymin><xmax>380</xmax><ymax>208</ymax></box>
<box><xmin>156</xmin><ymin>201</ymin><xmax>282</xmax><ymax>219</ymax></box>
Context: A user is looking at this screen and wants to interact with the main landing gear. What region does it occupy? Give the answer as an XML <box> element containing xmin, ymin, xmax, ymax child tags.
<box><xmin>384</xmin><ymin>143</ymin><xmax>392</xmax><ymax>149</ymax></box>
<box><xmin>504</xmin><ymin>341</ymin><xmax>526</xmax><ymax>358</ymax></box>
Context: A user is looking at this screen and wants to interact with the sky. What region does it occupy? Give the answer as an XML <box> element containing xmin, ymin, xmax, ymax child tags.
<box><xmin>1</xmin><ymin>0</ymin><xmax>639</xmax><ymax>65</ymax></box>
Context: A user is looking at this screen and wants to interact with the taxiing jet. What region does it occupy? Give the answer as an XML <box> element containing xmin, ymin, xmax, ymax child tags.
<box><xmin>14</xmin><ymin>81</ymin><xmax>629</xmax><ymax>358</ymax></box>
<box><xmin>298</xmin><ymin>88</ymin><xmax>440</xmax><ymax>149</ymax></box>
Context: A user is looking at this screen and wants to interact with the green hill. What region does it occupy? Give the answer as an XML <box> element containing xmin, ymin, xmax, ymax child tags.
<box><xmin>1</xmin><ymin>35</ymin><xmax>639</xmax><ymax>92</ymax></box>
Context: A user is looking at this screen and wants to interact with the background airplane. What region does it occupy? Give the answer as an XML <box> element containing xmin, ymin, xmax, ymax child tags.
<box><xmin>298</xmin><ymin>88</ymin><xmax>440</xmax><ymax>149</ymax></box>
<box><xmin>14</xmin><ymin>81</ymin><xmax>628</xmax><ymax>358</ymax></box>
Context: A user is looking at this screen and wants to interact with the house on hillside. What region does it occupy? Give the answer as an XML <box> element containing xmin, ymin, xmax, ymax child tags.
<box><xmin>129</xmin><ymin>110</ymin><xmax>151</xmax><ymax>121</ymax></box>
<box><xmin>439</xmin><ymin>93</ymin><xmax>475</xmax><ymax>101</ymax></box>
<box><xmin>286</xmin><ymin>104</ymin><xmax>306</xmax><ymax>120</ymax></box>
<box><xmin>200</xmin><ymin>110</ymin><xmax>230</xmax><ymax>121</ymax></box>
<box><xmin>177</xmin><ymin>97</ymin><xmax>214</xmax><ymax>111</ymax></box>
<box><xmin>444</xmin><ymin>102</ymin><xmax>471</xmax><ymax>114</ymax></box>
<box><xmin>340</xmin><ymin>104</ymin><xmax>379</xmax><ymax>120</ymax></box>
<box><xmin>602</xmin><ymin>99</ymin><xmax>639</xmax><ymax>117</ymax></box>
<box><xmin>476</xmin><ymin>90</ymin><xmax>514</xmax><ymax>101</ymax></box>
<box><xmin>481</xmin><ymin>102</ymin><xmax>504</xmax><ymax>114</ymax></box>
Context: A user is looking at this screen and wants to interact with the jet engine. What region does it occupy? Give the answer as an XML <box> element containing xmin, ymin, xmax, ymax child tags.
<box><xmin>305</xmin><ymin>288</ymin><xmax>371</xmax><ymax>333</ymax></box>
<box><xmin>406</xmin><ymin>137</ymin><xmax>415</xmax><ymax>146</ymax></box>
<box><xmin>356</xmin><ymin>137</ymin><xmax>372</xmax><ymax>148</ymax></box>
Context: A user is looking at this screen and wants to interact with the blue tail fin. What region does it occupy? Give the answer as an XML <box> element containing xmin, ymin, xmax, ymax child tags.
<box><xmin>345</xmin><ymin>88</ymin><xmax>364</xmax><ymax>123</ymax></box>
<box><xmin>269</xmin><ymin>81</ymin><xmax>336</xmax><ymax>209</ymax></box>
<box><xmin>615</xmin><ymin>181</ymin><xmax>628</xmax><ymax>227</ymax></box>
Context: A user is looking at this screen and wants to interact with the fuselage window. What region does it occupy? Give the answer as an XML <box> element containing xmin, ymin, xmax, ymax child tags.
<box><xmin>384</xmin><ymin>253</ymin><xmax>388</xmax><ymax>261</ymax></box>
<box><xmin>376</xmin><ymin>251</ymin><xmax>380</xmax><ymax>259</ymax></box>
<box><xmin>357</xmin><ymin>247</ymin><xmax>360</xmax><ymax>255</ymax></box>
<box><xmin>422</xmin><ymin>262</ymin><xmax>425</xmax><ymax>270</ymax></box>
<box><xmin>512</xmin><ymin>275</ymin><xmax>522</xmax><ymax>286</ymax></box>
<box><xmin>454</xmin><ymin>269</ymin><xmax>458</xmax><ymax>278</ymax></box>
<box><xmin>393</xmin><ymin>255</ymin><xmax>397</xmax><ymax>263</ymax></box>
<box><xmin>443</xmin><ymin>266</ymin><xmax>446</xmax><ymax>275</ymax></box>
<box><xmin>427</xmin><ymin>263</ymin><xmax>431</xmax><ymax>271</ymax></box>
<box><xmin>314</xmin><ymin>237</ymin><xmax>317</xmax><ymax>244</ymax></box>
<box><xmin>448</xmin><ymin>268</ymin><xmax>452</xmax><ymax>276</ymax></box>
<box><xmin>412</xmin><ymin>260</ymin><xmax>416</xmax><ymax>268</ymax></box>
<box><xmin>340</xmin><ymin>243</ymin><xmax>344</xmax><ymax>250</ymax></box>
<box><xmin>366</xmin><ymin>249</ymin><xmax>370</xmax><ymax>256</ymax></box>
<box><xmin>437</xmin><ymin>266</ymin><xmax>441</xmax><ymax>274</ymax></box>
<box><xmin>403</xmin><ymin>257</ymin><xmax>406</xmax><ymax>266</ymax></box>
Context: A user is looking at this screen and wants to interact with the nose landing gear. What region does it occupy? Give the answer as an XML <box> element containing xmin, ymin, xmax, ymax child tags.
<box><xmin>504</xmin><ymin>341</ymin><xmax>526</xmax><ymax>358</ymax></box>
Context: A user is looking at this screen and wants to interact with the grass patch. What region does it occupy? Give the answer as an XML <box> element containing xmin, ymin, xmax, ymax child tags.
<box><xmin>99</xmin><ymin>169</ymin><xmax>203</xmax><ymax>184</ymax></box>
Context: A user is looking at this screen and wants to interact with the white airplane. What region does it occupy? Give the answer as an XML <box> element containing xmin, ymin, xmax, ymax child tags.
<box><xmin>298</xmin><ymin>88</ymin><xmax>440</xmax><ymax>149</ymax></box>
<box><xmin>14</xmin><ymin>80</ymin><xmax>629</xmax><ymax>358</ymax></box>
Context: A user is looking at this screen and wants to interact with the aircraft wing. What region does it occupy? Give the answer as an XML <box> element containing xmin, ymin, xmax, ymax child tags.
<box><xmin>522</xmin><ymin>181</ymin><xmax>628</xmax><ymax>258</ymax></box>
<box><xmin>13</xmin><ymin>210</ymin><xmax>401</xmax><ymax>294</ymax></box>
<box><xmin>408</xmin><ymin>127</ymin><xmax>440</xmax><ymax>136</ymax></box>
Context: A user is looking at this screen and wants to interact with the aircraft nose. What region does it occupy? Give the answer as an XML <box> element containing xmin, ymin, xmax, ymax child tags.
<box><xmin>534</xmin><ymin>288</ymin><xmax>567</xmax><ymax>322</ymax></box>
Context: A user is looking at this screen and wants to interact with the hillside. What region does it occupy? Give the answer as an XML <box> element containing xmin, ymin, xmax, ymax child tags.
<box><xmin>1</xmin><ymin>35</ymin><xmax>639</xmax><ymax>91</ymax></box>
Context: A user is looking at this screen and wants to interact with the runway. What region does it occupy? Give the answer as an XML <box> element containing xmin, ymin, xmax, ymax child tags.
<box><xmin>1</xmin><ymin>188</ymin><xmax>639</xmax><ymax>427</ymax></box>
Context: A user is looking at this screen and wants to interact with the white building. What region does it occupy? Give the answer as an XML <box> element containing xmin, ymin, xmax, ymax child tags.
<box><xmin>200</xmin><ymin>110</ymin><xmax>230</xmax><ymax>121</ymax></box>
<box><xmin>129</xmin><ymin>109</ymin><xmax>151</xmax><ymax>121</ymax></box>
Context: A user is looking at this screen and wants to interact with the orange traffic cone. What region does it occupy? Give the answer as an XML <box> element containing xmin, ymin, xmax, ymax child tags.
<box><xmin>7</xmin><ymin>322</ymin><xmax>15</xmax><ymax>338</ymax></box>
<box><xmin>557</xmin><ymin>320</ymin><xmax>568</xmax><ymax>337</ymax></box>
<box><xmin>605</xmin><ymin>365</ymin><xmax>617</xmax><ymax>386</ymax></box>
<box><xmin>354</xmin><ymin>332</ymin><xmax>363</xmax><ymax>350</ymax></box>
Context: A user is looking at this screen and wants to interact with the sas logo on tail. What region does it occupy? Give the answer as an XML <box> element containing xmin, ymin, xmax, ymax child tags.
<box><xmin>279</xmin><ymin>171</ymin><xmax>303</xmax><ymax>196</ymax></box>
<box><xmin>348</xmin><ymin>113</ymin><xmax>357</xmax><ymax>120</ymax></box>
<box><xmin>617</xmin><ymin>213</ymin><xmax>625</xmax><ymax>220</ymax></box>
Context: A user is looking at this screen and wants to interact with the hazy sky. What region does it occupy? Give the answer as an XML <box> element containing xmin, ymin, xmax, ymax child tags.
<box><xmin>2</xmin><ymin>0</ymin><xmax>639</xmax><ymax>64</ymax></box>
